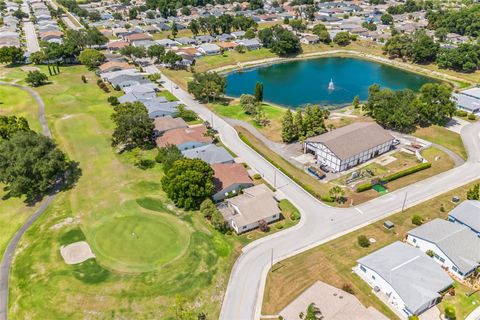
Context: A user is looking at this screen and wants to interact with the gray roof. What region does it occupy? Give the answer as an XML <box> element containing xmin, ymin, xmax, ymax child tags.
<box><xmin>408</xmin><ymin>218</ymin><xmax>480</xmax><ymax>274</ymax></box>
<box><xmin>453</xmin><ymin>93</ymin><xmax>480</xmax><ymax>113</ymax></box>
<box><xmin>449</xmin><ymin>200</ymin><xmax>480</xmax><ymax>232</ymax></box>
<box><xmin>306</xmin><ymin>122</ymin><xmax>394</xmax><ymax>160</ymax></box>
<box><xmin>108</xmin><ymin>74</ymin><xmax>149</xmax><ymax>86</ymax></box>
<box><xmin>182</xmin><ymin>144</ymin><xmax>234</xmax><ymax>164</ymax></box>
<box><xmin>223</xmin><ymin>184</ymin><xmax>280</xmax><ymax>228</ymax></box>
<box><xmin>118</xmin><ymin>91</ymin><xmax>157</xmax><ymax>104</ymax></box>
<box><xmin>357</xmin><ymin>241</ymin><xmax>452</xmax><ymax>315</ymax></box>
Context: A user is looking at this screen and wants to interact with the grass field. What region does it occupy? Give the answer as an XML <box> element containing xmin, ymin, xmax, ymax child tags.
<box><xmin>1</xmin><ymin>64</ymin><xmax>300</xmax><ymax>319</ymax></box>
<box><xmin>3</xmin><ymin>65</ymin><xmax>235</xmax><ymax>319</ymax></box>
<box><xmin>262</xmin><ymin>179</ymin><xmax>480</xmax><ymax>319</ymax></box>
<box><xmin>0</xmin><ymin>85</ymin><xmax>43</xmax><ymax>259</ymax></box>
<box><xmin>413</xmin><ymin>125</ymin><xmax>467</xmax><ymax>160</ymax></box>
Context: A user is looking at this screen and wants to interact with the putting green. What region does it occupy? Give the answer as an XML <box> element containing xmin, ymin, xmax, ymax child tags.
<box><xmin>91</xmin><ymin>213</ymin><xmax>191</xmax><ymax>273</ymax></box>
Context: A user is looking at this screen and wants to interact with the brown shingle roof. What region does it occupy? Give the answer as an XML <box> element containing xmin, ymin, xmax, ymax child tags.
<box><xmin>125</xmin><ymin>33</ymin><xmax>152</xmax><ymax>42</ymax></box>
<box><xmin>39</xmin><ymin>30</ymin><xmax>63</xmax><ymax>40</ymax></box>
<box><xmin>107</xmin><ymin>40</ymin><xmax>129</xmax><ymax>49</ymax></box>
<box><xmin>155</xmin><ymin>125</ymin><xmax>212</xmax><ymax>147</ymax></box>
<box><xmin>98</xmin><ymin>61</ymin><xmax>135</xmax><ymax>72</ymax></box>
<box><xmin>154</xmin><ymin>116</ymin><xmax>188</xmax><ymax>133</ymax></box>
<box><xmin>306</xmin><ymin>122</ymin><xmax>394</xmax><ymax>160</ymax></box>
<box><xmin>212</xmin><ymin>163</ymin><xmax>252</xmax><ymax>192</ymax></box>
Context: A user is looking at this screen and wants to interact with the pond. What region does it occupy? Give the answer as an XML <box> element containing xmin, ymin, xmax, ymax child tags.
<box><xmin>225</xmin><ymin>57</ymin><xmax>437</xmax><ymax>108</ymax></box>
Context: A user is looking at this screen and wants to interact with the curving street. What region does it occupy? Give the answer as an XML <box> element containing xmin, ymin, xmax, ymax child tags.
<box><xmin>0</xmin><ymin>83</ymin><xmax>55</xmax><ymax>320</ymax></box>
<box><xmin>160</xmin><ymin>74</ymin><xmax>480</xmax><ymax>320</ymax></box>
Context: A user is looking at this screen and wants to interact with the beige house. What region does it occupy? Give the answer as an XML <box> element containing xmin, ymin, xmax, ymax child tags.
<box><xmin>219</xmin><ymin>184</ymin><xmax>280</xmax><ymax>234</ymax></box>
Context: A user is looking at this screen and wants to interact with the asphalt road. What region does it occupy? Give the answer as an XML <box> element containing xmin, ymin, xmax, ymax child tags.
<box><xmin>159</xmin><ymin>74</ymin><xmax>480</xmax><ymax>320</ymax></box>
<box><xmin>0</xmin><ymin>83</ymin><xmax>54</xmax><ymax>320</ymax></box>
<box><xmin>23</xmin><ymin>22</ymin><xmax>40</xmax><ymax>53</ymax></box>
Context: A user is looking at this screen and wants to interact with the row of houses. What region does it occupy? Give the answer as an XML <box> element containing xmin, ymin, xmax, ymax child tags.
<box><xmin>29</xmin><ymin>0</ymin><xmax>63</xmax><ymax>44</ymax></box>
<box><xmin>153</xmin><ymin>115</ymin><xmax>281</xmax><ymax>234</ymax></box>
<box><xmin>355</xmin><ymin>200</ymin><xmax>480</xmax><ymax>318</ymax></box>
<box><xmin>0</xmin><ymin>2</ymin><xmax>21</xmax><ymax>48</ymax></box>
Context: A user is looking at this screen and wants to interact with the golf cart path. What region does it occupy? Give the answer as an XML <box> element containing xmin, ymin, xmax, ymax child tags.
<box><xmin>0</xmin><ymin>82</ymin><xmax>55</xmax><ymax>320</ymax></box>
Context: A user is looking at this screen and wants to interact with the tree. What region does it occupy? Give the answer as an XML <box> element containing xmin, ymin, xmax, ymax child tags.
<box><xmin>0</xmin><ymin>131</ymin><xmax>78</xmax><ymax>202</ymax></box>
<box><xmin>412</xmin><ymin>214</ymin><xmax>423</xmax><ymax>226</ymax></box>
<box><xmin>411</xmin><ymin>30</ymin><xmax>439</xmax><ymax>63</ymax></box>
<box><xmin>294</xmin><ymin>109</ymin><xmax>304</xmax><ymax>139</ymax></box>
<box><xmin>435</xmin><ymin>27</ymin><xmax>448</xmax><ymax>42</ymax></box>
<box><xmin>13</xmin><ymin>9</ymin><xmax>28</xmax><ymax>19</ymax></box>
<box><xmin>289</xmin><ymin>19</ymin><xmax>306</xmax><ymax>34</ymax></box>
<box><xmin>244</xmin><ymin>29</ymin><xmax>256</xmax><ymax>39</ymax></box>
<box><xmin>417</xmin><ymin>83</ymin><xmax>455</xmax><ymax>125</ymax></box>
<box><xmin>381</xmin><ymin>13</ymin><xmax>393</xmax><ymax>25</ymax></box>
<box><xmin>176</xmin><ymin>104</ymin><xmax>198</xmax><ymax>122</ymax></box>
<box><xmin>147</xmin><ymin>44</ymin><xmax>165</xmax><ymax>63</ymax></box>
<box><xmin>436</xmin><ymin>44</ymin><xmax>480</xmax><ymax>73</ymax></box>
<box><xmin>362</xmin><ymin>20</ymin><xmax>377</xmax><ymax>31</ymax></box>
<box><xmin>333</xmin><ymin>32</ymin><xmax>351</xmax><ymax>46</ymax></box>
<box><xmin>0</xmin><ymin>46</ymin><xmax>24</xmax><ymax>65</ymax></box>
<box><xmin>161</xmin><ymin>158</ymin><xmax>214</xmax><ymax>210</ymax></box>
<box><xmin>171</xmin><ymin>22</ymin><xmax>178</xmax><ymax>38</ymax></box>
<box><xmin>189</xmin><ymin>19</ymin><xmax>200</xmax><ymax>36</ymax></box>
<box><xmin>254</xmin><ymin>81</ymin><xmax>264</xmax><ymax>102</ymax></box>
<box><xmin>239</xmin><ymin>94</ymin><xmax>258</xmax><ymax>115</ymax></box>
<box><xmin>111</xmin><ymin>102</ymin><xmax>154</xmax><ymax>149</ymax></box>
<box><xmin>25</xmin><ymin>71</ymin><xmax>48</xmax><ymax>87</ymax></box>
<box><xmin>107</xmin><ymin>96</ymin><xmax>119</xmax><ymax>106</ymax></box>
<box><xmin>302</xmin><ymin>105</ymin><xmax>327</xmax><ymax>138</ymax></box>
<box><xmin>187</xmin><ymin>72</ymin><xmax>226</xmax><ymax>102</ymax></box>
<box><xmin>467</xmin><ymin>184</ymin><xmax>480</xmax><ymax>200</ymax></box>
<box><xmin>383</xmin><ymin>34</ymin><xmax>413</xmax><ymax>60</ymax></box>
<box><xmin>162</xmin><ymin>51</ymin><xmax>182</xmax><ymax>68</ymax></box>
<box><xmin>352</xmin><ymin>95</ymin><xmax>360</xmax><ymax>108</ymax></box>
<box><xmin>200</xmin><ymin>199</ymin><xmax>229</xmax><ymax>232</ymax></box>
<box><xmin>282</xmin><ymin>109</ymin><xmax>296</xmax><ymax>143</ymax></box>
<box><xmin>78</xmin><ymin>48</ymin><xmax>105</xmax><ymax>69</ymax></box>
<box><xmin>155</xmin><ymin>144</ymin><xmax>183</xmax><ymax>171</ymax></box>
<box><xmin>357</xmin><ymin>235</ymin><xmax>370</xmax><ymax>248</ymax></box>
<box><xmin>329</xmin><ymin>186</ymin><xmax>345</xmax><ymax>202</ymax></box>
<box><xmin>258</xmin><ymin>25</ymin><xmax>301</xmax><ymax>56</ymax></box>
<box><xmin>120</xmin><ymin>45</ymin><xmax>146</xmax><ymax>60</ymax></box>
<box><xmin>304</xmin><ymin>303</ymin><xmax>323</xmax><ymax>320</ymax></box>
<box><xmin>0</xmin><ymin>116</ymin><xmax>30</xmax><ymax>140</ymax></box>
<box><xmin>444</xmin><ymin>306</ymin><xmax>456</xmax><ymax>320</ymax></box>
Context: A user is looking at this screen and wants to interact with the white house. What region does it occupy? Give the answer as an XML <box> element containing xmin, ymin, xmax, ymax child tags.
<box><xmin>218</xmin><ymin>184</ymin><xmax>280</xmax><ymax>234</ymax></box>
<box><xmin>355</xmin><ymin>241</ymin><xmax>452</xmax><ymax>318</ymax></box>
<box><xmin>407</xmin><ymin>218</ymin><xmax>480</xmax><ymax>279</ymax></box>
<box><xmin>448</xmin><ymin>200</ymin><xmax>480</xmax><ymax>236</ymax></box>
<box><xmin>304</xmin><ymin>122</ymin><xmax>394</xmax><ymax>172</ymax></box>
<box><xmin>198</xmin><ymin>43</ymin><xmax>221</xmax><ymax>55</ymax></box>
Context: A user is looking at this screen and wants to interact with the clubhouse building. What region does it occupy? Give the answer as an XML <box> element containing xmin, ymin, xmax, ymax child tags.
<box><xmin>304</xmin><ymin>122</ymin><xmax>395</xmax><ymax>173</ymax></box>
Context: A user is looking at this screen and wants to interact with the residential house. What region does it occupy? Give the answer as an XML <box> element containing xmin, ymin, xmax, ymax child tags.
<box><xmin>218</xmin><ymin>184</ymin><xmax>280</xmax><ymax>233</ymax></box>
<box><xmin>231</xmin><ymin>30</ymin><xmax>246</xmax><ymax>39</ymax></box>
<box><xmin>448</xmin><ymin>200</ymin><xmax>480</xmax><ymax>236</ymax></box>
<box><xmin>153</xmin><ymin>116</ymin><xmax>188</xmax><ymax>136</ymax></box>
<box><xmin>155</xmin><ymin>39</ymin><xmax>180</xmax><ymax>47</ymax></box>
<box><xmin>211</xmin><ymin>163</ymin><xmax>253</xmax><ymax>202</ymax></box>
<box><xmin>301</xmin><ymin>35</ymin><xmax>320</xmax><ymax>44</ymax></box>
<box><xmin>355</xmin><ymin>241</ymin><xmax>453</xmax><ymax>317</ymax></box>
<box><xmin>108</xmin><ymin>74</ymin><xmax>150</xmax><ymax>89</ymax></box>
<box><xmin>304</xmin><ymin>122</ymin><xmax>394</xmax><ymax>172</ymax></box>
<box><xmin>175</xmin><ymin>36</ymin><xmax>197</xmax><ymax>45</ymax></box>
<box><xmin>107</xmin><ymin>40</ymin><xmax>129</xmax><ymax>51</ymax></box>
<box><xmin>182</xmin><ymin>144</ymin><xmax>234</xmax><ymax>164</ymax></box>
<box><xmin>198</xmin><ymin>43</ymin><xmax>221</xmax><ymax>55</ymax></box>
<box><xmin>98</xmin><ymin>61</ymin><xmax>135</xmax><ymax>73</ymax></box>
<box><xmin>236</xmin><ymin>38</ymin><xmax>262</xmax><ymax>50</ymax></box>
<box><xmin>155</xmin><ymin>125</ymin><xmax>213</xmax><ymax>150</ymax></box>
<box><xmin>217</xmin><ymin>41</ymin><xmax>238</xmax><ymax>51</ymax></box>
<box><xmin>125</xmin><ymin>33</ymin><xmax>152</xmax><ymax>43</ymax></box>
<box><xmin>407</xmin><ymin>218</ymin><xmax>480</xmax><ymax>280</ymax></box>
<box><xmin>39</xmin><ymin>30</ymin><xmax>63</xmax><ymax>42</ymax></box>
<box><xmin>453</xmin><ymin>87</ymin><xmax>480</xmax><ymax>114</ymax></box>
<box><xmin>195</xmin><ymin>35</ymin><xmax>215</xmax><ymax>43</ymax></box>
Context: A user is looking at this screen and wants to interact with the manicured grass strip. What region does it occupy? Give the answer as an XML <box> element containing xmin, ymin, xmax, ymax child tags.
<box><xmin>413</xmin><ymin>125</ymin><xmax>467</xmax><ymax>160</ymax></box>
<box><xmin>237</xmin><ymin>127</ymin><xmax>330</xmax><ymax>201</ymax></box>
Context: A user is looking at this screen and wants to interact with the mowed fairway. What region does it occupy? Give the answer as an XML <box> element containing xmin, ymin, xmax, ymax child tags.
<box><xmin>5</xmin><ymin>65</ymin><xmax>237</xmax><ymax>319</ymax></box>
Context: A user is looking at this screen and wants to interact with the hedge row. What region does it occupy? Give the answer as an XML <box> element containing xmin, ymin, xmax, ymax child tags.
<box><xmin>238</xmin><ymin>132</ymin><xmax>325</xmax><ymax>200</ymax></box>
<box><xmin>355</xmin><ymin>162</ymin><xmax>432</xmax><ymax>193</ymax></box>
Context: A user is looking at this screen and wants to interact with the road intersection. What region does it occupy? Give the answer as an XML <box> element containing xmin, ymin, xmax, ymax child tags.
<box><xmin>160</xmin><ymin>74</ymin><xmax>480</xmax><ymax>320</ymax></box>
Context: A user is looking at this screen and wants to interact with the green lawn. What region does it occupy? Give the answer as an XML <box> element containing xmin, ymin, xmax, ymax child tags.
<box><xmin>2</xmin><ymin>64</ymin><xmax>299</xmax><ymax>319</ymax></box>
<box><xmin>196</xmin><ymin>49</ymin><xmax>277</xmax><ymax>72</ymax></box>
<box><xmin>0</xmin><ymin>85</ymin><xmax>43</xmax><ymax>259</ymax></box>
<box><xmin>413</xmin><ymin>125</ymin><xmax>467</xmax><ymax>159</ymax></box>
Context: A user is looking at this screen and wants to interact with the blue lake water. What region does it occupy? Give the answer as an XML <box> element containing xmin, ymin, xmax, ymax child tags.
<box><xmin>225</xmin><ymin>57</ymin><xmax>437</xmax><ymax>108</ymax></box>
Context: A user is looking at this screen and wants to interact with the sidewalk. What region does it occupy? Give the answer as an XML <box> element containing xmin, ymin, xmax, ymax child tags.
<box><xmin>466</xmin><ymin>306</ymin><xmax>480</xmax><ymax>320</ymax></box>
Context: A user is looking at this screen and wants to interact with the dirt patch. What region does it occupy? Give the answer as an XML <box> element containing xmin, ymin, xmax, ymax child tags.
<box><xmin>60</xmin><ymin>241</ymin><xmax>95</xmax><ymax>264</ymax></box>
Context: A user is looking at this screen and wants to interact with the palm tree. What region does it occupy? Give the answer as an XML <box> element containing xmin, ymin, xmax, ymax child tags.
<box><xmin>304</xmin><ymin>303</ymin><xmax>323</xmax><ymax>320</ymax></box>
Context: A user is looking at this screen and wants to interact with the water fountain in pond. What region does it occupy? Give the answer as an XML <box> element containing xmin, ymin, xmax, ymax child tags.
<box><xmin>328</xmin><ymin>78</ymin><xmax>335</xmax><ymax>91</ymax></box>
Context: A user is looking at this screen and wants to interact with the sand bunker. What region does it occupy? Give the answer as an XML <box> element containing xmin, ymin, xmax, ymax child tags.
<box><xmin>60</xmin><ymin>241</ymin><xmax>95</xmax><ymax>264</ymax></box>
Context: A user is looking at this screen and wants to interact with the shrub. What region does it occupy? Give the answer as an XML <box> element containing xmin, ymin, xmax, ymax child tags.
<box><xmin>412</xmin><ymin>214</ymin><xmax>423</xmax><ymax>226</ymax></box>
<box><xmin>468</xmin><ymin>113</ymin><xmax>476</xmax><ymax>120</ymax></box>
<box><xmin>408</xmin><ymin>316</ymin><xmax>419</xmax><ymax>320</ymax></box>
<box><xmin>444</xmin><ymin>306</ymin><xmax>456</xmax><ymax>319</ymax></box>
<box><xmin>456</xmin><ymin>110</ymin><xmax>468</xmax><ymax>117</ymax></box>
<box><xmin>276</xmin><ymin>223</ymin><xmax>284</xmax><ymax>230</ymax></box>
<box><xmin>96</xmin><ymin>79</ymin><xmax>102</xmax><ymax>85</ymax></box>
<box><xmin>356</xmin><ymin>182</ymin><xmax>373</xmax><ymax>192</ymax></box>
<box><xmin>357</xmin><ymin>235</ymin><xmax>370</xmax><ymax>248</ymax></box>
<box><xmin>81</xmin><ymin>75</ymin><xmax>87</xmax><ymax>83</ymax></box>
<box><xmin>290</xmin><ymin>211</ymin><xmax>301</xmax><ymax>221</ymax></box>
<box><xmin>320</xmin><ymin>195</ymin><xmax>335</xmax><ymax>202</ymax></box>
<box><xmin>107</xmin><ymin>96</ymin><xmax>119</xmax><ymax>106</ymax></box>
<box><xmin>342</xmin><ymin>283</ymin><xmax>355</xmax><ymax>294</ymax></box>
<box><xmin>426</xmin><ymin>249</ymin><xmax>434</xmax><ymax>257</ymax></box>
<box><xmin>253</xmin><ymin>173</ymin><xmax>262</xmax><ymax>180</ymax></box>
<box><xmin>448</xmin><ymin>287</ymin><xmax>456</xmax><ymax>296</ymax></box>
<box><xmin>383</xmin><ymin>162</ymin><xmax>432</xmax><ymax>182</ymax></box>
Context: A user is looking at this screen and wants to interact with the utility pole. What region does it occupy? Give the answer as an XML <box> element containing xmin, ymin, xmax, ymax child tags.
<box><xmin>401</xmin><ymin>192</ymin><xmax>408</xmax><ymax>212</ymax></box>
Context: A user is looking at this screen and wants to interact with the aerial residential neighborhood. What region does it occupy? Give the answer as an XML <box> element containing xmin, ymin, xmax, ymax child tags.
<box><xmin>1</xmin><ymin>0</ymin><xmax>480</xmax><ymax>319</ymax></box>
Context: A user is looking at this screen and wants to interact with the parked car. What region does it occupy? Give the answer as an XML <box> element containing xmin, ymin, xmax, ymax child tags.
<box><xmin>320</xmin><ymin>164</ymin><xmax>330</xmax><ymax>173</ymax></box>
<box><xmin>307</xmin><ymin>166</ymin><xmax>326</xmax><ymax>179</ymax></box>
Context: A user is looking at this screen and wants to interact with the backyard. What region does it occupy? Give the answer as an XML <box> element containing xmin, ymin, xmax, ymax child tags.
<box><xmin>262</xmin><ymin>179</ymin><xmax>480</xmax><ymax>319</ymax></box>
